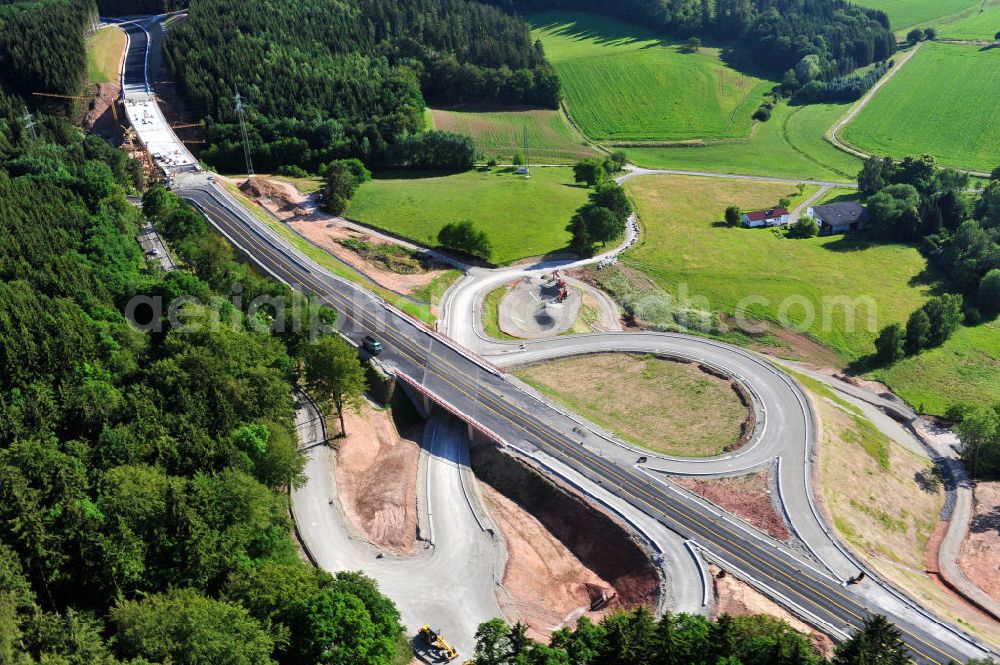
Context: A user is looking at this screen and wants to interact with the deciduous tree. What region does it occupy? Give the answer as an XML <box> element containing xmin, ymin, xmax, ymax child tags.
<box><xmin>573</xmin><ymin>159</ymin><xmax>606</xmax><ymax>187</ymax></box>
<box><xmin>111</xmin><ymin>588</ymin><xmax>275</xmax><ymax>665</ymax></box>
<box><xmin>875</xmin><ymin>322</ymin><xmax>905</xmax><ymax>364</ymax></box>
<box><xmin>303</xmin><ymin>336</ymin><xmax>367</xmax><ymax>437</ymax></box>
<box><xmin>725</xmin><ymin>205</ymin><xmax>741</xmax><ymax>226</ymax></box>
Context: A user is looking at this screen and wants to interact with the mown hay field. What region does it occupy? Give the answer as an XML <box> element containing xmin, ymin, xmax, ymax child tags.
<box><xmin>624</xmin><ymin>100</ymin><xmax>862</xmax><ymax>182</ymax></box>
<box><xmin>842</xmin><ymin>43</ymin><xmax>1000</xmax><ymax>173</ymax></box>
<box><xmin>853</xmin><ymin>0</ymin><xmax>979</xmax><ymax>31</ymax></box>
<box><xmin>529</xmin><ymin>11</ymin><xmax>774</xmax><ymax>143</ymax></box>
<box><xmin>937</xmin><ymin>0</ymin><xmax>1000</xmax><ymax>39</ymax></box>
<box><xmin>430</xmin><ymin>106</ymin><xmax>595</xmax><ymax>163</ymax></box>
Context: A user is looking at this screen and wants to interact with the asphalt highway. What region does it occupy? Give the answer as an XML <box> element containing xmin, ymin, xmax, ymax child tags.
<box><xmin>120</xmin><ymin>13</ymin><xmax>985</xmax><ymax>661</ymax></box>
<box><xmin>179</xmin><ymin>183</ymin><xmax>974</xmax><ymax>665</ymax></box>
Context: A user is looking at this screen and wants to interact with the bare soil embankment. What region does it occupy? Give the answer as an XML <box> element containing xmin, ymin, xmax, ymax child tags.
<box><xmin>81</xmin><ymin>82</ymin><xmax>123</xmax><ymax>142</ymax></box>
<box><xmin>470</xmin><ymin>444</ymin><xmax>659</xmax><ymax>638</ymax></box>
<box><xmin>674</xmin><ymin>471</ymin><xmax>791</xmax><ymax>541</ymax></box>
<box><xmin>335</xmin><ymin>402</ymin><xmax>421</xmax><ymax>555</ymax></box>
<box><xmin>237</xmin><ymin>176</ymin><xmax>454</xmax><ymax>297</ymax></box>
<box><xmin>813</xmin><ymin>395</ymin><xmax>1000</xmax><ymax>646</ymax></box>
<box><xmin>960</xmin><ymin>481</ymin><xmax>1000</xmax><ymax>604</ymax></box>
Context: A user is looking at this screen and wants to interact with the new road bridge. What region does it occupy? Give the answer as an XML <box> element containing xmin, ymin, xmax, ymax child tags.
<box><xmin>178</xmin><ymin>182</ymin><xmax>981</xmax><ymax>665</ymax></box>
<box><xmin>118</xmin><ymin>14</ymin><xmax>993</xmax><ymax>665</ymax></box>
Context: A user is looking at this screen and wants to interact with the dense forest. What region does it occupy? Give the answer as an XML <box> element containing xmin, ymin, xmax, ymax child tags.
<box><xmin>163</xmin><ymin>0</ymin><xmax>896</xmax><ymax>173</ymax></box>
<box><xmin>472</xmin><ymin>609</ymin><xmax>1000</xmax><ymax>665</ymax></box>
<box><xmin>864</xmin><ymin>156</ymin><xmax>1000</xmax><ymax>480</ymax></box>
<box><xmin>0</xmin><ymin>117</ymin><xmax>408</xmax><ymax>664</ymax></box>
<box><xmin>490</xmin><ymin>0</ymin><xmax>896</xmax><ymax>77</ymax></box>
<box><xmin>0</xmin><ymin>0</ymin><xmax>95</xmax><ymax>97</ymax></box>
<box><xmin>95</xmin><ymin>0</ymin><xmax>186</xmax><ymax>14</ymax></box>
<box><xmin>0</xmin><ymin>3</ymin><xmax>408</xmax><ymax>662</ymax></box>
<box><xmin>164</xmin><ymin>0</ymin><xmax>558</xmax><ymax>173</ymax></box>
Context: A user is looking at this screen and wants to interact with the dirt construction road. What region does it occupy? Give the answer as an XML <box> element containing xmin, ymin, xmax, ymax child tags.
<box><xmin>292</xmin><ymin>399</ymin><xmax>503</xmax><ymax>660</ymax></box>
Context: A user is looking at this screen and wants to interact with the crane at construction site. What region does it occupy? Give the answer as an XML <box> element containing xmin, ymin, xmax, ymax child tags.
<box><xmin>32</xmin><ymin>91</ymin><xmax>119</xmax><ymax>123</ymax></box>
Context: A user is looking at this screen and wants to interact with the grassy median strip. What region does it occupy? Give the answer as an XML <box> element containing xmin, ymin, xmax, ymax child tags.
<box><xmin>515</xmin><ymin>353</ymin><xmax>749</xmax><ymax>457</ymax></box>
<box><xmin>481</xmin><ymin>284</ymin><xmax>519</xmax><ymax>340</ymax></box>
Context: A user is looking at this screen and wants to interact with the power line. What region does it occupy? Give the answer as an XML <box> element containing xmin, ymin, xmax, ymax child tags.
<box><xmin>22</xmin><ymin>111</ymin><xmax>37</xmax><ymax>142</ymax></box>
<box><xmin>521</xmin><ymin>124</ymin><xmax>530</xmax><ymax>178</ymax></box>
<box><xmin>235</xmin><ymin>89</ymin><xmax>254</xmax><ymax>176</ymax></box>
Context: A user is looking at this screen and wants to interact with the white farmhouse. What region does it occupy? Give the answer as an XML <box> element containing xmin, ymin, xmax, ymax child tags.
<box><xmin>741</xmin><ymin>207</ymin><xmax>789</xmax><ymax>228</ymax></box>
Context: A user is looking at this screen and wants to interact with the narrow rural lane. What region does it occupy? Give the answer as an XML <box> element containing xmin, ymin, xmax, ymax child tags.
<box><xmin>121</xmin><ymin>13</ymin><xmax>996</xmax><ymax>663</ymax></box>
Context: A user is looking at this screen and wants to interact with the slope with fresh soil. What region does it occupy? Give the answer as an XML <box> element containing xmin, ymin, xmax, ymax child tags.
<box><xmin>481</xmin><ymin>483</ymin><xmax>618</xmax><ymax>640</ymax></box>
<box><xmin>960</xmin><ymin>482</ymin><xmax>1000</xmax><ymax>604</ymax></box>
<box><xmin>334</xmin><ymin>402</ymin><xmax>422</xmax><ymax>555</ymax></box>
<box><xmin>813</xmin><ymin>394</ymin><xmax>1000</xmax><ymax>647</ymax></box>
<box><xmin>675</xmin><ymin>472</ymin><xmax>791</xmax><ymax>541</ymax></box>
<box><xmin>471</xmin><ymin>444</ymin><xmax>660</xmax><ymax>613</ymax></box>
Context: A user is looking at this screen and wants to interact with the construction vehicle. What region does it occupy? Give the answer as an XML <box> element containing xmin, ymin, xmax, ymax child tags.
<box><xmin>419</xmin><ymin>625</ymin><xmax>458</xmax><ymax>662</ymax></box>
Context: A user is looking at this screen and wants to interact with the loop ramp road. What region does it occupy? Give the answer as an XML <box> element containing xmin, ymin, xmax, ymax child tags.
<box><xmin>118</xmin><ymin>13</ymin><xmax>993</xmax><ymax>663</ymax></box>
<box><xmin>173</xmin><ymin>179</ymin><xmax>985</xmax><ymax>665</ymax></box>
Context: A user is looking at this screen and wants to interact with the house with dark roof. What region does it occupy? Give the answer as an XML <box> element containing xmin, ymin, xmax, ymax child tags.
<box><xmin>741</xmin><ymin>207</ymin><xmax>789</xmax><ymax>228</ymax></box>
<box><xmin>806</xmin><ymin>201</ymin><xmax>867</xmax><ymax>234</ymax></box>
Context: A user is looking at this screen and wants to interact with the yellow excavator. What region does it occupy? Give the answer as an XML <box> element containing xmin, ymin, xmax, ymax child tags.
<box><xmin>419</xmin><ymin>625</ymin><xmax>459</xmax><ymax>662</ymax></box>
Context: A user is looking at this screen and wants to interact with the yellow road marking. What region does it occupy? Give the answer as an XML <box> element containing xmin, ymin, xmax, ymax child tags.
<box><xmin>199</xmin><ymin>197</ymin><xmax>956</xmax><ymax>665</ymax></box>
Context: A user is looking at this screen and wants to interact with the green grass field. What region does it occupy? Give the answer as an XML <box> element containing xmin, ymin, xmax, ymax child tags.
<box><xmin>624</xmin><ymin>100</ymin><xmax>862</xmax><ymax>182</ymax></box>
<box><xmin>938</xmin><ymin>0</ymin><xmax>1000</xmax><ymax>39</ymax></box>
<box><xmin>623</xmin><ymin>174</ymin><xmax>1000</xmax><ymax>413</ymax></box>
<box><xmin>870</xmin><ymin>319</ymin><xmax>1000</xmax><ymax>415</ymax></box>
<box><xmin>430</xmin><ymin>106</ymin><xmax>595</xmax><ymax>163</ymax></box>
<box><xmin>87</xmin><ymin>25</ymin><xmax>126</xmax><ymax>84</ymax></box>
<box><xmin>853</xmin><ymin>0</ymin><xmax>980</xmax><ymax>30</ymax></box>
<box><xmin>222</xmin><ymin>184</ymin><xmax>438</xmax><ymax>324</ymax></box>
<box><xmin>529</xmin><ymin>11</ymin><xmax>774</xmax><ymax>143</ymax></box>
<box><xmin>842</xmin><ymin>43</ymin><xmax>1000</xmax><ymax>173</ymax></box>
<box><xmin>348</xmin><ymin>167</ymin><xmax>588</xmax><ymax>265</ymax></box>
<box><xmin>623</xmin><ymin>175</ymin><xmax>937</xmax><ymax>360</ymax></box>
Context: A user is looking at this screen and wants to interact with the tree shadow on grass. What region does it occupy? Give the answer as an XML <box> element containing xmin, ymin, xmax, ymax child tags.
<box><xmin>371</xmin><ymin>169</ymin><xmax>465</xmax><ymax>181</ymax></box>
<box><xmin>531</xmin><ymin>12</ymin><xmax>776</xmax><ymax>83</ymax></box>
<box><xmin>529</xmin><ymin>14</ymin><xmax>675</xmax><ymax>50</ymax></box>
<box><xmin>718</xmin><ymin>43</ymin><xmax>784</xmax><ymax>82</ymax></box>
<box><xmin>821</xmin><ymin>191</ymin><xmax>865</xmax><ymax>206</ymax></box>
<box><xmin>970</xmin><ymin>504</ymin><xmax>1000</xmax><ymax>535</ymax></box>
<box><xmin>845</xmin><ymin>353</ymin><xmax>881</xmax><ymax>376</ymax></box>
<box><xmin>818</xmin><ymin>234</ymin><xmax>885</xmax><ymax>253</ymax></box>
<box><xmin>906</xmin><ymin>265</ymin><xmax>951</xmax><ymax>297</ymax></box>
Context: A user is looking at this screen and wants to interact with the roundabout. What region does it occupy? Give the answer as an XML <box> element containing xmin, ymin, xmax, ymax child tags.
<box><xmin>497</xmin><ymin>272</ymin><xmax>581</xmax><ymax>339</ymax></box>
